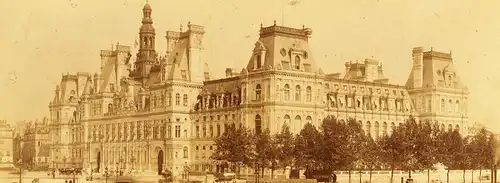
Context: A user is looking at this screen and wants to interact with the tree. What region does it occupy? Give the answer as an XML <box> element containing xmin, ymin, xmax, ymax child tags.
<box><xmin>415</xmin><ymin>120</ymin><xmax>439</xmax><ymax>183</ymax></box>
<box><xmin>440</xmin><ymin>130</ymin><xmax>464</xmax><ymax>183</ymax></box>
<box><xmin>293</xmin><ymin>123</ymin><xmax>323</xmax><ymax>179</ymax></box>
<box><xmin>275</xmin><ymin>124</ymin><xmax>295</xmax><ymax>177</ymax></box>
<box><xmin>379</xmin><ymin>124</ymin><xmax>406</xmax><ymax>183</ymax></box>
<box><xmin>342</xmin><ymin>118</ymin><xmax>365</xmax><ymax>183</ymax></box>
<box><xmin>359</xmin><ymin>136</ymin><xmax>382</xmax><ymax>183</ymax></box>
<box><xmin>472</xmin><ymin>128</ymin><xmax>493</xmax><ymax>182</ymax></box>
<box><xmin>319</xmin><ymin>116</ymin><xmax>349</xmax><ymax>173</ymax></box>
<box><xmin>211</xmin><ymin>124</ymin><xmax>253</xmax><ymax>177</ymax></box>
<box><xmin>252</xmin><ymin>128</ymin><xmax>278</xmax><ymax>179</ymax></box>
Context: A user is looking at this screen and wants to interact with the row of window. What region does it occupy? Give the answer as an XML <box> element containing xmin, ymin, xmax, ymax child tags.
<box><xmin>254</xmin><ymin>84</ymin><xmax>314</xmax><ymax>102</ymax></box>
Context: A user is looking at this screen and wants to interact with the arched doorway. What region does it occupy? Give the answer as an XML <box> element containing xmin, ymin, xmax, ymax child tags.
<box><xmin>96</xmin><ymin>151</ymin><xmax>101</xmax><ymax>172</ymax></box>
<box><xmin>157</xmin><ymin>150</ymin><xmax>164</xmax><ymax>175</ymax></box>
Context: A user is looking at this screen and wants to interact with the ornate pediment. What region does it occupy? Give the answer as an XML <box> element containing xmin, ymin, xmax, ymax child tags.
<box><xmin>253</xmin><ymin>40</ymin><xmax>266</xmax><ymax>52</ymax></box>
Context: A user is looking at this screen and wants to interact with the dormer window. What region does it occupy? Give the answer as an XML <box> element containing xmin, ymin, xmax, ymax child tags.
<box><xmin>295</xmin><ymin>55</ymin><xmax>301</xmax><ymax>70</ymax></box>
<box><xmin>256</xmin><ymin>55</ymin><xmax>262</xmax><ymax>69</ymax></box>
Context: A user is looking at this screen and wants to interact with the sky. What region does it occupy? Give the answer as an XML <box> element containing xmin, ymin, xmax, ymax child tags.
<box><xmin>1</xmin><ymin>0</ymin><xmax>500</xmax><ymax>131</ymax></box>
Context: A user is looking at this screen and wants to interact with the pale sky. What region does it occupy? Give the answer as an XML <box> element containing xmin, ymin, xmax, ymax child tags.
<box><xmin>1</xmin><ymin>0</ymin><xmax>499</xmax><ymax>131</ymax></box>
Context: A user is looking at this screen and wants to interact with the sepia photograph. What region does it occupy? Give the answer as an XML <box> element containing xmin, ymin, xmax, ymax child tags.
<box><xmin>1</xmin><ymin>0</ymin><xmax>499</xmax><ymax>182</ymax></box>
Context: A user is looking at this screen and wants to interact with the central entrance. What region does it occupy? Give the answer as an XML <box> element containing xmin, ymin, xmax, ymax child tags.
<box><xmin>157</xmin><ymin>150</ymin><xmax>164</xmax><ymax>175</ymax></box>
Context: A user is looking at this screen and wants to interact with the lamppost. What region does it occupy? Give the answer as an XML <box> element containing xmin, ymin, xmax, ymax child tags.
<box><xmin>63</xmin><ymin>157</ymin><xmax>67</xmax><ymax>169</ymax></box>
<box><xmin>87</xmin><ymin>135</ymin><xmax>91</xmax><ymax>174</ymax></box>
<box><xmin>145</xmin><ymin>122</ymin><xmax>151</xmax><ymax>172</ymax></box>
<box><xmin>183</xmin><ymin>165</ymin><xmax>190</xmax><ymax>182</ymax></box>
<box><xmin>99</xmin><ymin>134</ymin><xmax>104</xmax><ymax>173</ymax></box>
<box><xmin>130</xmin><ymin>156</ymin><xmax>136</xmax><ymax>174</ymax></box>
<box><xmin>71</xmin><ymin>158</ymin><xmax>76</xmax><ymax>183</ymax></box>
<box><xmin>17</xmin><ymin>159</ymin><xmax>22</xmax><ymax>183</ymax></box>
<box><xmin>52</xmin><ymin>160</ymin><xmax>56</xmax><ymax>179</ymax></box>
<box><xmin>104</xmin><ymin>167</ymin><xmax>110</xmax><ymax>183</ymax></box>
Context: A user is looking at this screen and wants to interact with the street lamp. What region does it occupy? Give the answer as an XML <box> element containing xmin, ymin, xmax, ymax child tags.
<box><xmin>71</xmin><ymin>158</ymin><xmax>76</xmax><ymax>183</ymax></box>
<box><xmin>17</xmin><ymin>159</ymin><xmax>22</xmax><ymax>183</ymax></box>
<box><xmin>51</xmin><ymin>160</ymin><xmax>56</xmax><ymax>179</ymax></box>
<box><xmin>130</xmin><ymin>156</ymin><xmax>136</xmax><ymax>174</ymax></box>
<box><xmin>63</xmin><ymin>157</ymin><xmax>67</xmax><ymax>169</ymax></box>
<box><xmin>104</xmin><ymin>167</ymin><xmax>110</xmax><ymax>183</ymax></box>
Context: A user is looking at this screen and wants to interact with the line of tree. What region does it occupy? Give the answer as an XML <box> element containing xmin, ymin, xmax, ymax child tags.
<box><xmin>211</xmin><ymin>116</ymin><xmax>499</xmax><ymax>183</ymax></box>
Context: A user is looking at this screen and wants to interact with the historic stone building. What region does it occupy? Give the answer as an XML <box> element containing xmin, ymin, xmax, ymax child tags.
<box><xmin>0</xmin><ymin>120</ymin><xmax>14</xmax><ymax>169</ymax></box>
<box><xmin>47</xmin><ymin>2</ymin><xmax>469</xmax><ymax>178</ymax></box>
<box><xmin>19</xmin><ymin>118</ymin><xmax>51</xmax><ymax>170</ymax></box>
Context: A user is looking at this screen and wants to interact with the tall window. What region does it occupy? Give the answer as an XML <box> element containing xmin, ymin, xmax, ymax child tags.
<box><xmin>183</xmin><ymin>147</ymin><xmax>188</xmax><ymax>158</ymax></box>
<box><xmin>440</xmin><ymin>99</ymin><xmax>445</xmax><ymax>113</ymax></box>
<box><xmin>216</xmin><ymin>124</ymin><xmax>221</xmax><ymax>137</ymax></box>
<box><xmin>255</xmin><ymin>114</ymin><xmax>262</xmax><ymax>134</ymax></box>
<box><xmin>284</xmin><ymin>84</ymin><xmax>290</xmax><ymax>100</ymax></box>
<box><xmin>295</xmin><ymin>85</ymin><xmax>301</xmax><ymax>101</ymax></box>
<box><xmin>175</xmin><ymin>125</ymin><xmax>181</xmax><ymax>138</ymax></box>
<box><xmin>175</xmin><ymin>93</ymin><xmax>180</xmax><ymax>106</ymax></box>
<box><xmin>366</xmin><ymin>121</ymin><xmax>371</xmax><ymax>136</ymax></box>
<box><xmin>294</xmin><ymin>115</ymin><xmax>302</xmax><ymax>133</ymax></box>
<box><xmin>167</xmin><ymin>125</ymin><xmax>172</xmax><ymax>138</ymax></box>
<box><xmin>448</xmin><ymin>99</ymin><xmax>453</xmax><ymax>112</ymax></box>
<box><xmin>167</xmin><ymin>93</ymin><xmax>172</xmax><ymax>106</ymax></box>
<box><xmin>306</xmin><ymin>86</ymin><xmax>312</xmax><ymax>102</ymax></box>
<box><xmin>183</xmin><ymin>94</ymin><xmax>188</xmax><ymax>106</ymax></box>
<box><xmin>209</xmin><ymin>125</ymin><xmax>214</xmax><ymax>137</ymax></box>
<box><xmin>256</xmin><ymin>55</ymin><xmax>262</xmax><ymax>69</ymax></box>
<box><xmin>455</xmin><ymin>100</ymin><xmax>460</xmax><ymax>113</ymax></box>
<box><xmin>295</xmin><ymin>55</ymin><xmax>301</xmax><ymax>70</ymax></box>
<box><xmin>196</xmin><ymin>126</ymin><xmax>200</xmax><ymax>138</ymax></box>
<box><xmin>255</xmin><ymin>84</ymin><xmax>262</xmax><ymax>101</ymax></box>
<box><xmin>382</xmin><ymin>122</ymin><xmax>388</xmax><ymax>135</ymax></box>
<box><xmin>374</xmin><ymin>121</ymin><xmax>380</xmax><ymax>138</ymax></box>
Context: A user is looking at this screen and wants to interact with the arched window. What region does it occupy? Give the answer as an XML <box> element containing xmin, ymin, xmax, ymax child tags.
<box><xmin>294</xmin><ymin>115</ymin><xmax>302</xmax><ymax>133</ymax></box>
<box><xmin>255</xmin><ymin>115</ymin><xmax>262</xmax><ymax>134</ymax></box>
<box><xmin>284</xmin><ymin>115</ymin><xmax>291</xmax><ymax>128</ymax></box>
<box><xmin>306</xmin><ymin>86</ymin><xmax>312</xmax><ymax>102</ymax></box>
<box><xmin>295</xmin><ymin>85</ymin><xmax>301</xmax><ymax>101</ymax></box>
<box><xmin>374</xmin><ymin>121</ymin><xmax>379</xmax><ymax>138</ymax></box>
<box><xmin>440</xmin><ymin>124</ymin><xmax>445</xmax><ymax>131</ymax></box>
<box><xmin>255</xmin><ymin>84</ymin><xmax>262</xmax><ymax>101</ymax></box>
<box><xmin>256</xmin><ymin>55</ymin><xmax>262</xmax><ymax>69</ymax></box>
<box><xmin>455</xmin><ymin>100</ymin><xmax>460</xmax><ymax>113</ymax></box>
<box><xmin>382</xmin><ymin>122</ymin><xmax>388</xmax><ymax>135</ymax></box>
<box><xmin>366</xmin><ymin>121</ymin><xmax>371</xmax><ymax>136</ymax></box>
<box><xmin>175</xmin><ymin>93</ymin><xmax>180</xmax><ymax>106</ymax></box>
<box><xmin>305</xmin><ymin>116</ymin><xmax>312</xmax><ymax>124</ymax></box>
<box><xmin>182</xmin><ymin>94</ymin><xmax>188</xmax><ymax>106</ymax></box>
<box><xmin>440</xmin><ymin>99</ymin><xmax>445</xmax><ymax>113</ymax></box>
<box><xmin>448</xmin><ymin>124</ymin><xmax>453</xmax><ymax>132</ymax></box>
<box><xmin>455</xmin><ymin>124</ymin><xmax>460</xmax><ymax>133</ymax></box>
<box><xmin>448</xmin><ymin>99</ymin><xmax>453</xmax><ymax>112</ymax></box>
<box><xmin>284</xmin><ymin>84</ymin><xmax>290</xmax><ymax>101</ymax></box>
<box><xmin>107</xmin><ymin>104</ymin><xmax>113</xmax><ymax>113</ymax></box>
<box><xmin>183</xmin><ymin>147</ymin><xmax>188</xmax><ymax>158</ymax></box>
<box><xmin>209</xmin><ymin>125</ymin><xmax>214</xmax><ymax>137</ymax></box>
<box><xmin>295</xmin><ymin>55</ymin><xmax>301</xmax><ymax>70</ymax></box>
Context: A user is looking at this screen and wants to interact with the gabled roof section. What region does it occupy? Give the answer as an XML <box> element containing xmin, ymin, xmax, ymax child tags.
<box><xmin>245</xmin><ymin>24</ymin><xmax>318</xmax><ymax>74</ymax></box>
<box><xmin>166</xmin><ymin>36</ymin><xmax>190</xmax><ymax>81</ymax></box>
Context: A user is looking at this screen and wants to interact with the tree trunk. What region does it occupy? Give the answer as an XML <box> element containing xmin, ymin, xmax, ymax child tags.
<box><xmin>349</xmin><ymin>169</ymin><xmax>352</xmax><ymax>183</ymax></box>
<box><xmin>472</xmin><ymin>169</ymin><xmax>474</xmax><ymax>183</ymax></box>
<box><xmin>409</xmin><ymin>169</ymin><xmax>412</xmax><ymax>179</ymax></box>
<box><xmin>391</xmin><ymin>168</ymin><xmax>394</xmax><ymax>183</ymax></box>
<box><xmin>447</xmin><ymin>169</ymin><xmax>450</xmax><ymax>183</ymax></box>
<box><xmin>463</xmin><ymin>169</ymin><xmax>466</xmax><ymax>183</ymax></box>
<box><xmin>271</xmin><ymin>167</ymin><xmax>274</xmax><ymax>179</ymax></box>
<box><xmin>369</xmin><ymin>169</ymin><xmax>372</xmax><ymax>183</ymax></box>
<box><xmin>479</xmin><ymin>169</ymin><xmax>482</xmax><ymax>183</ymax></box>
<box><xmin>261</xmin><ymin>166</ymin><xmax>264</xmax><ymax>178</ymax></box>
<box><xmin>428</xmin><ymin>169</ymin><xmax>430</xmax><ymax>183</ymax></box>
<box><xmin>359</xmin><ymin>170</ymin><xmax>362</xmax><ymax>183</ymax></box>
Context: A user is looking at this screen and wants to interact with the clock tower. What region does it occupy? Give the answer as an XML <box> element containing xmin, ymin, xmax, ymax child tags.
<box><xmin>133</xmin><ymin>2</ymin><xmax>157</xmax><ymax>85</ymax></box>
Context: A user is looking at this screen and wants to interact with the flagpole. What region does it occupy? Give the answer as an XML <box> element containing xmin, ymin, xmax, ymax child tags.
<box><xmin>281</xmin><ymin>0</ymin><xmax>285</xmax><ymax>26</ymax></box>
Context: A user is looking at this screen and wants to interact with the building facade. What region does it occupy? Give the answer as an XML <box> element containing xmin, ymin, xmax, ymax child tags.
<box><xmin>47</xmin><ymin>2</ymin><xmax>469</xmax><ymax>178</ymax></box>
<box><xmin>18</xmin><ymin>118</ymin><xmax>51</xmax><ymax>170</ymax></box>
<box><xmin>0</xmin><ymin>120</ymin><xmax>14</xmax><ymax>169</ymax></box>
